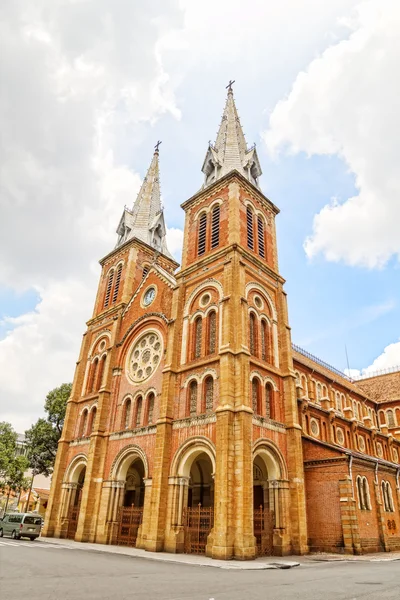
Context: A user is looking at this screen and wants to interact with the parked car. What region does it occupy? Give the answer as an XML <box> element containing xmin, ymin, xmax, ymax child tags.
<box><xmin>0</xmin><ymin>512</ymin><xmax>42</xmax><ymax>540</ymax></box>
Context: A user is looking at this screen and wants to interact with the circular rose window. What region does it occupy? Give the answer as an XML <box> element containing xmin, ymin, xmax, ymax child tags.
<box><xmin>128</xmin><ymin>331</ymin><xmax>162</xmax><ymax>383</ymax></box>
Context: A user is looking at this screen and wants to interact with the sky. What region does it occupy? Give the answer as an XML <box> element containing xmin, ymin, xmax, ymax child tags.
<box><xmin>1</xmin><ymin>0</ymin><xmax>399</xmax><ymax>432</ymax></box>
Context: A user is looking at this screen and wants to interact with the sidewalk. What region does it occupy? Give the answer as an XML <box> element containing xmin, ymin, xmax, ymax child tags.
<box><xmin>40</xmin><ymin>536</ymin><xmax>300</xmax><ymax>570</ymax></box>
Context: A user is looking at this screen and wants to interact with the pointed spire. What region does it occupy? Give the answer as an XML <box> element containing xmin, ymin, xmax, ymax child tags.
<box><xmin>115</xmin><ymin>144</ymin><xmax>175</xmax><ymax>261</ymax></box>
<box><xmin>201</xmin><ymin>83</ymin><xmax>262</xmax><ymax>189</ymax></box>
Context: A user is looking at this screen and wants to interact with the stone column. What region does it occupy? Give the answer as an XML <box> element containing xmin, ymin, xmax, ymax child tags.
<box><xmin>164</xmin><ymin>476</ymin><xmax>189</xmax><ymax>553</ymax></box>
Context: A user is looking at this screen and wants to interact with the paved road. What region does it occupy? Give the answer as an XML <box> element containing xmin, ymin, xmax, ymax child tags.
<box><xmin>1</xmin><ymin>538</ymin><xmax>399</xmax><ymax>600</ymax></box>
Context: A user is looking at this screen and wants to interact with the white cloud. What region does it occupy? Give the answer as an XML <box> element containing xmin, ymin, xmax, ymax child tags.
<box><xmin>346</xmin><ymin>339</ymin><xmax>400</xmax><ymax>379</ymax></box>
<box><xmin>264</xmin><ymin>0</ymin><xmax>400</xmax><ymax>268</ymax></box>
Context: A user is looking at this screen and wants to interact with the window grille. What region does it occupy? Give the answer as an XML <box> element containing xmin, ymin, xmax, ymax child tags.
<box><xmin>252</xmin><ymin>379</ymin><xmax>259</xmax><ymax>414</ymax></box>
<box><xmin>261</xmin><ymin>320</ymin><xmax>267</xmax><ymax>361</ymax></box>
<box><xmin>147</xmin><ymin>393</ymin><xmax>155</xmax><ymax>425</ymax></box>
<box><xmin>112</xmin><ymin>264</ymin><xmax>123</xmax><ymax>304</ymax></box>
<box><xmin>246</xmin><ymin>207</ymin><xmax>254</xmax><ymax>250</ymax></box>
<box><xmin>198</xmin><ymin>213</ymin><xmax>207</xmax><ymax>255</ymax></box>
<box><xmin>249</xmin><ymin>313</ymin><xmax>256</xmax><ymax>355</ymax></box>
<box><xmin>205</xmin><ymin>377</ymin><xmax>214</xmax><ymax>413</ymax></box>
<box><xmin>189</xmin><ymin>381</ymin><xmax>198</xmax><ymax>416</ymax></box>
<box><xmin>104</xmin><ymin>270</ymin><xmax>114</xmax><ymax>308</ymax></box>
<box><xmin>208</xmin><ymin>311</ymin><xmax>216</xmax><ymax>354</ymax></box>
<box><xmin>194</xmin><ymin>316</ymin><xmax>203</xmax><ymax>359</ymax></box>
<box><xmin>135</xmin><ymin>397</ymin><xmax>142</xmax><ymax>427</ymax></box>
<box><xmin>257</xmin><ymin>216</ymin><xmax>265</xmax><ymax>258</ymax></box>
<box><xmin>211</xmin><ymin>205</ymin><xmax>220</xmax><ymax>249</ymax></box>
<box><xmin>265</xmin><ymin>384</ymin><xmax>272</xmax><ymax>419</ymax></box>
<box><xmin>124</xmin><ymin>400</ymin><xmax>131</xmax><ymax>429</ymax></box>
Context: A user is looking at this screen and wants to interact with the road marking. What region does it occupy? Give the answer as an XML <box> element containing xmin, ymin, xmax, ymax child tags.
<box><xmin>0</xmin><ymin>540</ymin><xmax>71</xmax><ymax>549</ymax></box>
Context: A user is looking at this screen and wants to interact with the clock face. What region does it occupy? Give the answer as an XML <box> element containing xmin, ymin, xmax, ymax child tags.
<box><xmin>143</xmin><ymin>287</ymin><xmax>156</xmax><ymax>307</ymax></box>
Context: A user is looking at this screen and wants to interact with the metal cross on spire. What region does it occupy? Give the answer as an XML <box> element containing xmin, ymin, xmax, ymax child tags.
<box><xmin>154</xmin><ymin>140</ymin><xmax>162</xmax><ymax>152</ymax></box>
<box><xmin>226</xmin><ymin>80</ymin><xmax>235</xmax><ymax>92</ymax></box>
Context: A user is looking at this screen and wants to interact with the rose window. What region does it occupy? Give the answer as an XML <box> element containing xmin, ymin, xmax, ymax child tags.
<box><xmin>128</xmin><ymin>332</ymin><xmax>162</xmax><ymax>383</ymax></box>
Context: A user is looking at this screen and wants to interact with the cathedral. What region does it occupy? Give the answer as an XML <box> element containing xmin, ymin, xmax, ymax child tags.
<box><xmin>43</xmin><ymin>86</ymin><xmax>400</xmax><ymax>559</ymax></box>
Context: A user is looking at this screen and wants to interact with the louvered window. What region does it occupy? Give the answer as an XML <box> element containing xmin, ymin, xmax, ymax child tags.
<box><xmin>205</xmin><ymin>377</ymin><xmax>214</xmax><ymax>413</ymax></box>
<box><xmin>211</xmin><ymin>205</ymin><xmax>220</xmax><ymax>249</ymax></box>
<box><xmin>194</xmin><ymin>316</ymin><xmax>203</xmax><ymax>359</ymax></box>
<box><xmin>246</xmin><ymin>207</ymin><xmax>254</xmax><ymax>250</ymax></box>
<box><xmin>198</xmin><ymin>213</ymin><xmax>207</xmax><ymax>255</ymax></box>
<box><xmin>112</xmin><ymin>264</ymin><xmax>122</xmax><ymax>304</ymax></box>
<box><xmin>257</xmin><ymin>216</ymin><xmax>265</xmax><ymax>258</ymax></box>
<box><xmin>147</xmin><ymin>393</ymin><xmax>155</xmax><ymax>425</ymax></box>
<box><xmin>135</xmin><ymin>396</ymin><xmax>143</xmax><ymax>427</ymax></box>
<box><xmin>207</xmin><ymin>311</ymin><xmax>216</xmax><ymax>354</ymax></box>
<box><xmin>189</xmin><ymin>381</ymin><xmax>198</xmax><ymax>416</ymax></box>
<box><xmin>104</xmin><ymin>270</ymin><xmax>114</xmax><ymax>307</ymax></box>
<box><xmin>252</xmin><ymin>379</ymin><xmax>259</xmax><ymax>414</ymax></box>
<box><xmin>142</xmin><ymin>266</ymin><xmax>149</xmax><ymax>279</ymax></box>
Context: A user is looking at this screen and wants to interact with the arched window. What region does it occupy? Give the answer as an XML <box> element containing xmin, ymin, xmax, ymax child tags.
<box><xmin>79</xmin><ymin>410</ymin><xmax>88</xmax><ymax>438</ymax></box>
<box><xmin>260</xmin><ymin>319</ymin><xmax>270</xmax><ymax>362</ymax></box>
<box><xmin>211</xmin><ymin>205</ymin><xmax>220</xmax><ymax>249</ymax></box>
<box><xmin>204</xmin><ymin>377</ymin><xmax>214</xmax><ymax>414</ymax></box>
<box><xmin>189</xmin><ymin>381</ymin><xmax>198</xmax><ymax>416</ymax></box>
<box><xmin>135</xmin><ymin>396</ymin><xmax>143</xmax><ymax>427</ymax></box>
<box><xmin>88</xmin><ymin>358</ymin><xmax>99</xmax><ymax>394</ymax></box>
<box><xmin>265</xmin><ymin>383</ymin><xmax>273</xmax><ymax>419</ymax></box>
<box><xmin>252</xmin><ymin>379</ymin><xmax>261</xmax><ymax>415</ymax></box>
<box><xmin>112</xmin><ymin>263</ymin><xmax>123</xmax><ymax>304</ymax></box>
<box><xmin>357</xmin><ymin>476</ymin><xmax>371</xmax><ymax>510</ymax></box>
<box><xmin>88</xmin><ymin>407</ymin><xmax>97</xmax><ymax>434</ymax></box>
<box><xmin>246</xmin><ymin>206</ymin><xmax>254</xmax><ymax>250</ymax></box>
<box><xmin>249</xmin><ymin>313</ymin><xmax>257</xmax><ymax>356</ymax></box>
<box><xmin>96</xmin><ymin>354</ymin><xmax>106</xmax><ymax>391</ymax></box>
<box><xmin>194</xmin><ymin>316</ymin><xmax>203</xmax><ymax>359</ymax></box>
<box><xmin>257</xmin><ymin>216</ymin><xmax>265</xmax><ymax>258</ymax></box>
<box><xmin>142</xmin><ymin>265</ymin><xmax>149</xmax><ymax>279</ymax></box>
<box><xmin>316</xmin><ymin>383</ymin><xmax>322</xmax><ymax>403</ymax></box>
<box><xmin>198</xmin><ymin>213</ymin><xmax>207</xmax><ymax>256</ymax></box>
<box><xmin>147</xmin><ymin>393</ymin><xmax>155</xmax><ymax>425</ymax></box>
<box><xmin>386</xmin><ymin>410</ymin><xmax>395</xmax><ymax>428</ymax></box>
<box><xmin>104</xmin><ymin>270</ymin><xmax>114</xmax><ymax>308</ymax></box>
<box><xmin>301</xmin><ymin>375</ymin><xmax>308</xmax><ymax>399</ymax></box>
<box><xmin>123</xmin><ymin>399</ymin><xmax>131</xmax><ymax>430</ymax></box>
<box><xmin>382</xmin><ymin>481</ymin><xmax>394</xmax><ymax>512</ymax></box>
<box><xmin>207</xmin><ymin>311</ymin><xmax>217</xmax><ymax>355</ymax></box>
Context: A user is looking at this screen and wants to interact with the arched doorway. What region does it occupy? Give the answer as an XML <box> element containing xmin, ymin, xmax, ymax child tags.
<box><xmin>253</xmin><ymin>443</ymin><xmax>287</xmax><ymax>556</ymax></box>
<box><xmin>66</xmin><ymin>464</ymin><xmax>86</xmax><ymax>540</ymax></box>
<box><xmin>115</xmin><ymin>456</ymin><xmax>146</xmax><ymax>547</ymax></box>
<box><xmin>184</xmin><ymin>452</ymin><xmax>214</xmax><ymax>554</ymax></box>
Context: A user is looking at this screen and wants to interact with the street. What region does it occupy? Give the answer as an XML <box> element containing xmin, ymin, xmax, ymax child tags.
<box><xmin>0</xmin><ymin>538</ymin><xmax>399</xmax><ymax>600</ymax></box>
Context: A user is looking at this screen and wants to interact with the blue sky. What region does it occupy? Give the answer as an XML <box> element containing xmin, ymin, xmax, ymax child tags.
<box><xmin>1</xmin><ymin>0</ymin><xmax>399</xmax><ymax>431</ymax></box>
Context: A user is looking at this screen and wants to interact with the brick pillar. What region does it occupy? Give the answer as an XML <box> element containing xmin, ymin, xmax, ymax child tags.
<box><xmin>339</xmin><ymin>476</ymin><xmax>361</xmax><ymax>554</ymax></box>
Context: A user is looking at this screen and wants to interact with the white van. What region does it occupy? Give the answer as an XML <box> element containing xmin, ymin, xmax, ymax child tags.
<box><xmin>0</xmin><ymin>512</ymin><xmax>42</xmax><ymax>540</ymax></box>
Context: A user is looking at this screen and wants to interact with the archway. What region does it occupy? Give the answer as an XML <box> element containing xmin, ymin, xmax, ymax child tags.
<box><xmin>184</xmin><ymin>452</ymin><xmax>214</xmax><ymax>554</ymax></box>
<box><xmin>114</xmin><ymin>455</ymin><xmax>146</xmax><ymax>547</ymax></box>
<box><xmin>253</xmin><ymin>442</ymin><xmax>287</xmax><ymax>556</ymax></box>
<box><xmin>66</xmin><ymin>463</ymin><xmax>86</xmax><ymax>540</ymax></box>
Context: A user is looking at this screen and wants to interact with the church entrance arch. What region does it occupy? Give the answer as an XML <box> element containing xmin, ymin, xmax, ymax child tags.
<box><xmin>253</xmin><ymin>442</ymin><xmax>287</xmax><ymax>556</ymax></box>
<box><xmin>65</xmin><ymin>461</ymin><xmax>86</xmax><ymax>540</ymax></box>
<box><xmin>183</xmin><ymin>452</ymin><xmax>214</xmax><ymax>555</ymax></box>
<box><xmin>113</xmin><ymin>454</ymin><xmax>146</xmax><ymax>547</ymax></box>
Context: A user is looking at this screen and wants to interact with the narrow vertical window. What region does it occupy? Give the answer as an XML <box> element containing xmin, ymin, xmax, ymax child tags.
<box><xmin>80</xmin><ymin>410</ymin><xmax>88</xmax><ymax>438</ymax></box>
<box><xmin>257</xmin><ymin>216</ymin><xmax>265</xmax><ymax>258</ymax></box>
<box><xmin>96</xmin><ymin>355</ymin><xmax>106</xmax><ymax>391</ymax></box>
<box><xmin>249</xmin><ymin>313</ymin><xmax>256</xmax><ymax>355</ymax></box>
<box><xmin>194</xmin><ymin>316</ymin><xmax>203</xmax><ymax>359</ymax></box>
<box><xmin>265</xmin><ymin>384</ymin><xmax>272</xmax><ymax>419</ymax></box>
<box><xmin>204</xmin><ymin>377</ymin><xmax>214</xmax><ymax>414</ymax></box>
<box><xmin>124</xmin><ymin>400</ymin><xmax>131</xmax><ymax>430</ymax></box>
<box><xmin>135</xmin><ymin>396</ymin><xmax>143</xmax><ymax>427</ymax></box>
<box><xmin>89</xmin><ymin>407</ymin><xmax>97</xmax><ymax>434</ymax></box>
<box><xmin>104</xmin><ymin>270</ymin><xmax>114</xmax><ymax>308</ymax></box>
<box><xmin>252</xmin><ymin>379</ymin><xmax>260</xmax><ymax>414</ymax></box>
<box><xmin>211</xmin><ymin>205</ymin><xmax>220</xmax><ymax>249</ymax></box>
<box><xmin>362</xmin><ymin>477</ymin><xmax>370</xmax><ymax>510</ymax></box>
<box><xmin>198</xmin><ymin>213</ymin><xmax>207</xmax><ymax>256</ymax></box>
<box><xmin>189</xmin><ymin>381</ymin><xmax>198</xmax><ymax>416</ymax></box>
<box><xmin>142</xmin><ymin>266</ymin><xmax>149</xmax><ymax>279</ymax></box>
<box><xmin>246</xmin><ymin>206</ymin><xmax>254</xmax><ymax>250</ymax></box>
<box><xmin>207</xmin><ymin>311</ymin><xmax>216</xmax><ymax>354</ymax></box>
<box><xmin>112</xmin><ymin>264</ymin><xmax>123</xmax><ymax>304</ymax></box>
<box><xmin>89</xmin><ymin>358</ymin><xmax>99</xmax><ymax>393</ymax></box>
<box><xmin>261</xmin><ymin>320</ymin><xmax>267</xmax><ymax>361</ymax></box>
<box><xmin>147</xmin><ymin>393</ymin><xmax>155</xmax><ymax>425</ymax></box>
<box><xmin>387</xmin><ymin>410</ymin><xmax>395</xmax><ymax>428</ymax></box>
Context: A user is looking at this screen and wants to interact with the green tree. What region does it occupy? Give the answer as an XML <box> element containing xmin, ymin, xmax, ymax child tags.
<box><xmin>0</xmin><ymin>422</ymin><xmax>18</xmax><ymax>479</ymax></box>
<box><xmin>25</xmin><ymin>383</ymin><xmax>71</xmax><ymax>477</ymax></box>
